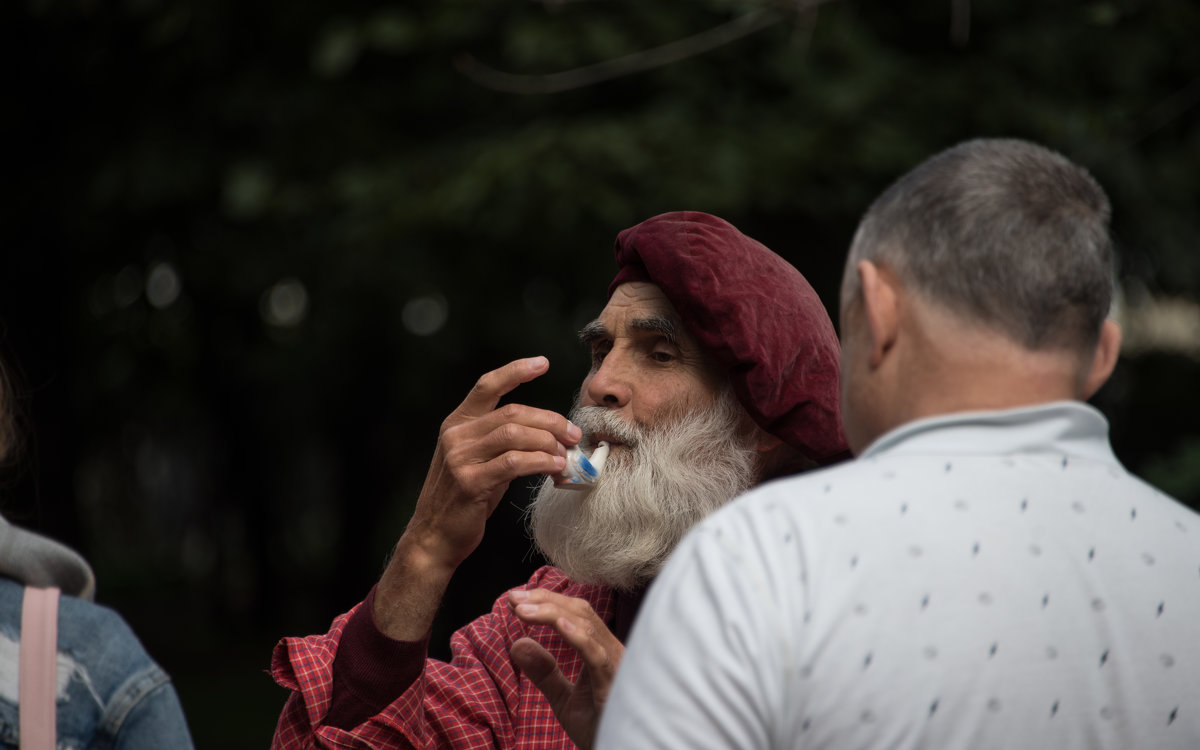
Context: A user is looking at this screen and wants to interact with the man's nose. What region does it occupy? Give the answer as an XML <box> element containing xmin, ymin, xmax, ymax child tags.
<box><xmin>585</xmin><ymin>353</ymin><xmax>633</xmax><ymax>409</ymax></box>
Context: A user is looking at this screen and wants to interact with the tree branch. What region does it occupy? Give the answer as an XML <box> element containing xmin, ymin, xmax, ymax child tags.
<box><xmin>456</xmin><ymin>0</ymin><xmax>837</xmax><ymax>95</ymax></box>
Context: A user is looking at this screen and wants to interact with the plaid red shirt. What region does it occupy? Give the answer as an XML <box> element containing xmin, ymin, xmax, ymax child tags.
<box><xmin>270</xmin><ymin>566</ymin><xmax>624</xmax><ymax>749</ymax></box>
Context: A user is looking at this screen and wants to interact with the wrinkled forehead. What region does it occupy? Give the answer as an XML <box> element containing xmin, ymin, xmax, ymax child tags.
<box><xmin>591</xmin><ymin>282</ymin><xmax>689</xmax><ymax>341</ymax></box>
<box><xmin>604</xmin><ymin>281</ymin><xmax>677</xmax><ymax>318</ymax></box>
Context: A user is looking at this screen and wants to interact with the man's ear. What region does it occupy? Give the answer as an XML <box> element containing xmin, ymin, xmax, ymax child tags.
<box><xmin>857</xmin><ymin>260</ymin><xmax>900</xmax><ymax>369</ymax></box>
<box><xmin>1080</xmin><ymin>319</ymin><xmax>1121</xmax><ymax>399</ymax></box>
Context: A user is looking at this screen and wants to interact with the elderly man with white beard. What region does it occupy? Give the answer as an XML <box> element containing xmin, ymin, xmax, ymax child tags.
<box><xmin>269</xmin><ymin>211</ymin><xmax>850</xmax><ymax>750</ymax></box>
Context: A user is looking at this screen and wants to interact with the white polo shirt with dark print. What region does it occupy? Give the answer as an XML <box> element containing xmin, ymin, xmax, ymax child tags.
<box><xmin>600</xmin><ymin>402</ymin><xmax>1200</xmax><ymax>750</ymax></box>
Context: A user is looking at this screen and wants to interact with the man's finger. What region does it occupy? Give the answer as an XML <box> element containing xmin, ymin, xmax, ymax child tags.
<box><xmin>448</xmin><ymin>405</ymin><xmax>578</xmax><ymax>457</ymax></box>
<box><xmin>457</xmin><ymin>449</ymin><xmax>567</xmax><ymax>489</ymax></box>
<box><xmin>511</xmin><ymin>637</ymin><xmax>573</xmax><ymax>707</ymax></box>
<box><xmin>456</xmin><ymin>357</ymin><xmax>550</xmax><ymax>418</ymax></box>
<box><xmin>509</xmin><ymin>591</ymin><xmax>614</xmax><ymax>642</ymax></box>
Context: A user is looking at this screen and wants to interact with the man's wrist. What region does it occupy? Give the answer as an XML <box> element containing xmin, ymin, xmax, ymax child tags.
<box><xmin>372</xmin><ymin>532</ymin><xmax>458</xmax><ymax>640</ymax></box>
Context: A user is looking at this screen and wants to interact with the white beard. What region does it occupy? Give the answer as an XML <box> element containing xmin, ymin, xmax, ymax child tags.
<box><xmin>526</xmin><ymin>388</ymin><xmax>760</xmax><ymax>591</ymax></box>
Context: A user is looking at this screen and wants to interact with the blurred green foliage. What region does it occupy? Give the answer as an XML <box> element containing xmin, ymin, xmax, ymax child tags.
<box><xmin>3</xmin><ymin>0</ymin><xmax>1198</xmax><ymax>746</ymax></box>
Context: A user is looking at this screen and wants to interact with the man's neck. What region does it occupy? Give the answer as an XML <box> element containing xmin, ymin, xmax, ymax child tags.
<box><xmin>892</xmin><ymin>307</ymin><xmax>1089</xmax><ymax>428</ymax></box>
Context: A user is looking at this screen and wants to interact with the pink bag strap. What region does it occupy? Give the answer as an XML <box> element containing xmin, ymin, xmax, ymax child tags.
<box><xmin>19</xmin><ymin>586</ymin><xmax>59</xmax><ymax>750</ymax></box>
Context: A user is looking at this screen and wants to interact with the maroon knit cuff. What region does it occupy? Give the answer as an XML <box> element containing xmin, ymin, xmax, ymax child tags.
<box><xmin>326</xmin><ymin>585</ymin><xmax>430</xmax><ymax>729</ymax></box>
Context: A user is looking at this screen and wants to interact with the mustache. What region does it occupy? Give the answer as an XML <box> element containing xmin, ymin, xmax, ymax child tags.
<box><xmin>568</xmin><ymin>405</ymin><xmax>644</xmax><ymax>448</ymax></box>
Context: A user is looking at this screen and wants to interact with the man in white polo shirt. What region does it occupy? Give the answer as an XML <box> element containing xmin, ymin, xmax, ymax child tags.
<box><xmin>598</xmin><ymin>138</ymin><xmax>1200</xmax><ymax>749</ymax></box>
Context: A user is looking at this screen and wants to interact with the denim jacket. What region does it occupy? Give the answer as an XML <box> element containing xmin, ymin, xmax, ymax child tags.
<box><xmin>0</xmin><ymin>515</ymin><xmax>194</xmax><ymax>749</ymax></box>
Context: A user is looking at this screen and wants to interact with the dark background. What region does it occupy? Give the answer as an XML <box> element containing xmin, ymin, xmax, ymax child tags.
<box><xmin>4</xmin><ymin>0</ymin><xmax>1199</xmax><ymax>746</ymax></box>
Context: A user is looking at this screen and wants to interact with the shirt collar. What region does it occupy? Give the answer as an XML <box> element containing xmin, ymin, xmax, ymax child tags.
<box><xmin>859</xmin><ymin>401</ymin><xmax>1118</xmax><ymax>465</ymax></box>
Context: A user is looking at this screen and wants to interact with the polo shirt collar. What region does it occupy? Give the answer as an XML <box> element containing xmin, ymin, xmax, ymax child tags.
<box><xmin>859</xmin><ymin>401</ymin><xmax>1117</xmax><ymax>465</ymax></box>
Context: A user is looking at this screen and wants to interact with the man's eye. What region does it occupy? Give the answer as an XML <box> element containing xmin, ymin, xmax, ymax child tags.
<box><xmin>591</xmin><ymin>343</ymin><xmax>611</xmax><ymax>363</ymax></box>
<box><xmin>650</xmin><ymin>351</ymin><xmax>675</xmax><ymax>363</ymax></box>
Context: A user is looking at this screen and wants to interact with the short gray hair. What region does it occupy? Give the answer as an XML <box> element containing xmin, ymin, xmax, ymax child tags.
<box><xmin>846</xmin><ymin>138</ymin><xmax>1114</xmax><ymax>352</ymax></box>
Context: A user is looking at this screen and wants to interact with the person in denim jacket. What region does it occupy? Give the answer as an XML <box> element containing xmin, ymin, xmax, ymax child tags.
<box><xmin>0</xmin><ymin>363</ymin><xmax>195</xmax><ymax>748</ymax></box>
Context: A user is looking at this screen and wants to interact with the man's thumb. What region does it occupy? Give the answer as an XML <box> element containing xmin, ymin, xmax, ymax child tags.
<box><xmin>511</xmin><ymin>637</ymin><xmax>573</xmax><ymax>708</ymax></box>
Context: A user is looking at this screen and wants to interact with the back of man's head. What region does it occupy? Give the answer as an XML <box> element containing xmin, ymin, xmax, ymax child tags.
<box><xmin>846</xmin><ymin>138</ymin><xmax>1114</xmax><ymax>354</ymax></box>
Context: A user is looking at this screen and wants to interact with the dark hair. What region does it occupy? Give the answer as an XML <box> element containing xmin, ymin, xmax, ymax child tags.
<box><xmin>847</xmin><ymin>138</ymin><xmax>1114</xmax><ymax>352</ymax></box>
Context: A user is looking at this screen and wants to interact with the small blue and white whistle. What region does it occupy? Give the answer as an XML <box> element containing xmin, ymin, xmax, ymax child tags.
<box><xmin>554</xmin><ymin>441</ymin><xmax>610</xmax><ymax>490</ymax></box>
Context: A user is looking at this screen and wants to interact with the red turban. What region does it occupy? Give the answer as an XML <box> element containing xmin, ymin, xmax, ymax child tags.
<box><xmin>609</xmin><ymin>211</ymin><xmax>849</xmax><ymax>468</ymax></box>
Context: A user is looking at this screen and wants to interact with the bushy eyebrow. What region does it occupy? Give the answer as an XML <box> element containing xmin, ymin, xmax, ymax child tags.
<box><xmin>578</xmin><ymin>320</ymin><xmax>608</xmax><ymax>345</ymax></box>
<box><xmin>629</xmin><ymin>315</ymin><xmax>678</xmax><ymax>345</ymax></box>
<box><xmin>577</xmin><ymin>315</ymin><xmax>679</xmax><ymax>346</ymax></box>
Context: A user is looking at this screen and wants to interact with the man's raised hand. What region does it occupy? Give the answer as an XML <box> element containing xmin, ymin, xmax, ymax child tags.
<box><xmin>374</xmin><ymin>357</ymin><xmax>581</xmax><ymax>640</ymax></box>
